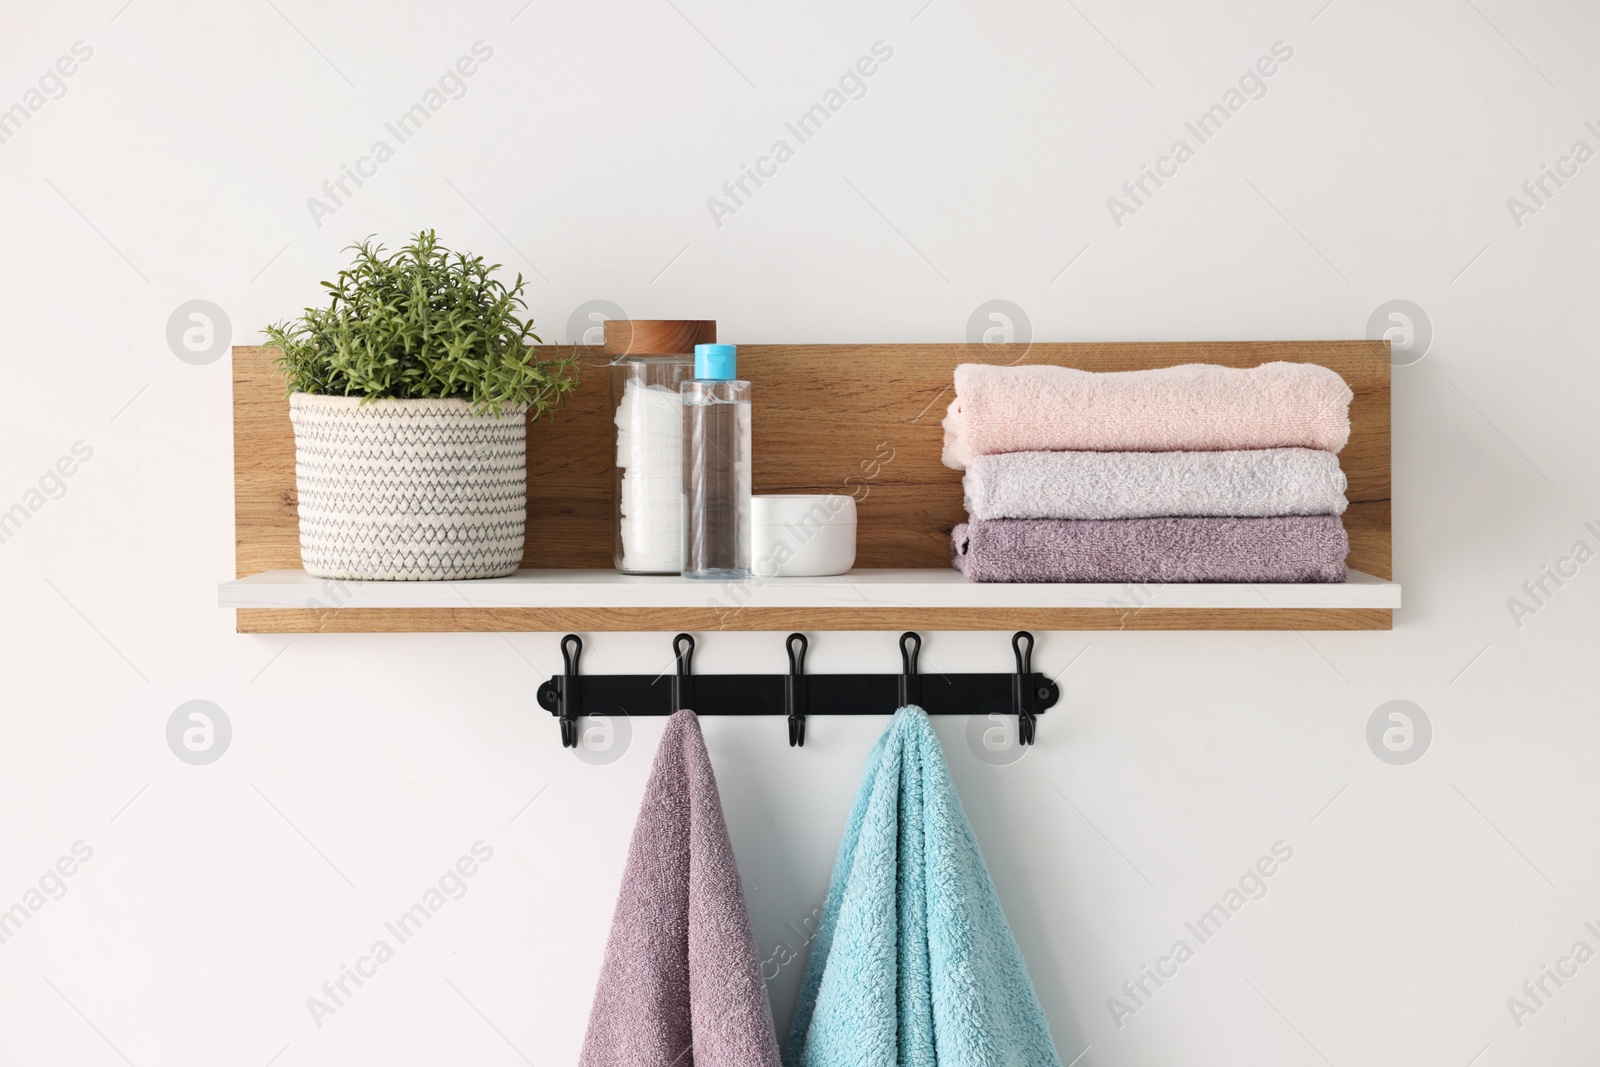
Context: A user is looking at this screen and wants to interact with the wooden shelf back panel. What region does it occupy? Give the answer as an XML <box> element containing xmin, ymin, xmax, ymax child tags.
<box><xmin>235</xmin><ymin>340</ymin><xmax>1391</xmax><ymax>586</ymax></box>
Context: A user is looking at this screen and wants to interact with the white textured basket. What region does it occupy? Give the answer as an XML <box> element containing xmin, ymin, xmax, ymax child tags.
<box><xmin>289</xmin><ymin>393</ymin><xmax>528</xmax><ymax>581</ymax></box>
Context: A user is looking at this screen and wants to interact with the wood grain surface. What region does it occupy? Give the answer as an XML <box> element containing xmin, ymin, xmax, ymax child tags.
<box><xmin>601</xmin><ymin>319</ymin><xmax>716</xmax><ymax>355</ymax></box>
<box><xmin>232</xmin><ymin>340</ymin><xmax>1391</xmax><ymax>632</ymax></box>
<box><xmin>237</xmin><ymin>607</ymin><xmax>1391</xmax><ymax>633</ymax></box>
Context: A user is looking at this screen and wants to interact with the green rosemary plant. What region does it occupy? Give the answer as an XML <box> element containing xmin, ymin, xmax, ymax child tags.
<box><xmin>265</xmin><ymin>230</ymin><xmax>577</xmax><ymax>416</ymax></box>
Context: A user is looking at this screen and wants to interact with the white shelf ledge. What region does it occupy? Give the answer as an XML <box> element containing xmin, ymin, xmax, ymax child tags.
<box><xmin>219</xmin><ymin>568</ymin><xmax>1400</xmax><ymax>611</ymax></box>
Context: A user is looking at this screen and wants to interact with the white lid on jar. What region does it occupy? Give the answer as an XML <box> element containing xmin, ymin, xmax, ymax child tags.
<box><xmin>751</xmin><ymin>494</ymin><xmax>857</xmax><ymax>527</ymax></box>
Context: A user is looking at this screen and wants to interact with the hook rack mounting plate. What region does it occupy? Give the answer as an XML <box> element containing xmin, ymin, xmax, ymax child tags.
<box><xmin>536</xmin><ymin>671</ymin><xmax>1060</xmax><ymax>719</ymax></box>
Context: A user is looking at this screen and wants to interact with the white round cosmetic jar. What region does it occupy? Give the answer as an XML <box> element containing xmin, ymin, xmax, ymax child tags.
<box><xmin>750</xmin><ymin>494</ymin><xmax>857</xmax><ymax>577</ymax></box>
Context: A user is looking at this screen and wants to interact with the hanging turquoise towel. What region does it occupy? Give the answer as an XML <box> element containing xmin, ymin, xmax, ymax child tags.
<box><xmin>785</xmin><ymin>706</ymin><xmax>1064</xmax><ymax>1067</ymax></box>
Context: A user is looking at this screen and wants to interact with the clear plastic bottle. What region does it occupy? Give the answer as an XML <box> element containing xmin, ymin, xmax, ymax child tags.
<box><xmin>681</xmin><ymin>344</ymin><xmax>751</xmax><ymax>580</ymax></box>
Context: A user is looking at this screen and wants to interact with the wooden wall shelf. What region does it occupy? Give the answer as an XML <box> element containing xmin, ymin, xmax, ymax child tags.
<box><xmin>226</xmin><ymin>340</ymin><xmax>1395</xmax><ymax>633</ymax></box>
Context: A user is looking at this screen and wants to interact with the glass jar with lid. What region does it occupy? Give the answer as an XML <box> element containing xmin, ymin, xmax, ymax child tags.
<box><xmin>605</xmin><ymin>320</ymin><xmax>717</xmax><ymax>574</ymax></box>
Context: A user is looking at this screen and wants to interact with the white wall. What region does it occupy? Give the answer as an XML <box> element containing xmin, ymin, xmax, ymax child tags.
<box><xmin>1</xmin><ymin>0</ymin><xmax>1597</xmax><ymax>1063</ymax></box>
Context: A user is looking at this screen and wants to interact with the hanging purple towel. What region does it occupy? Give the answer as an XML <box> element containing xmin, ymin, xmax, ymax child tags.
<box><xmin>952</xmin><ymin>515</ymin><xmax>1349</xmax><ymax>583</ymax></box>
<box><xmin>579</xmin><ymin>710</ymin><xmax>782</xmax><ymax>1067</ymax></box>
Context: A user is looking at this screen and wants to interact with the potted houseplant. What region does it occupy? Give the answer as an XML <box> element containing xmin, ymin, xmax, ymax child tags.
<box><xmin>264</xmin><ymin>230</ymin><xmax>576</xmax><ymax>581</ymax></box>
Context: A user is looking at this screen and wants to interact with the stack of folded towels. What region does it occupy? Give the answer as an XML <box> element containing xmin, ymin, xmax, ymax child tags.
<box><xmin>942</xmin><ymin>361</ymin><xmax>1354</xmax><ymax>583</ymax></box>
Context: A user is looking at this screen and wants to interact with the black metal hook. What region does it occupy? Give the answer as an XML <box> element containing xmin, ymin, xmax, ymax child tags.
<box><xmin>1011</xmin><ymin>630</ymin><xmax>1039</xmax><ymax>746</ymax></box>
<box><xmin>785</xmin><ymin>633</ymin><xmax>809</xmax><ymax>747</ymax></box>
<box><xmin>898</xmin><ymin>631</ymin><xmax>922</xmax><ymax>708</ymax></box>
<box><xmin>558</xmin><ymin>634</ymin><xmax>583</xmax><ymax>748</ymax></box>
<box><xmin>671</xmin><ymin>633</ymin><xmax>696</xmax><ymax>712</ymax></box>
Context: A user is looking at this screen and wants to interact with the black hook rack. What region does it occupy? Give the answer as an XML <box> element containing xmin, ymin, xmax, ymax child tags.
<box><xmin>535</xmin><ymin>630</ymin><xmax>1061</xmax><ymax>750</ymax></box>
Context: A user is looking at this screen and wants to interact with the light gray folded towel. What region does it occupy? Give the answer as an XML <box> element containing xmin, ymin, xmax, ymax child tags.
<box><xmin>962</xmin><ymin>448</ymin><xmax>1348</xmax><ymax>521</ymax></box>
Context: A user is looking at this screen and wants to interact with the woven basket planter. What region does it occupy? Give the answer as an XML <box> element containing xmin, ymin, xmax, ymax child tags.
<box><xmin>289</xmin><ymin>393</ymin><xmax>528</xmax><ymax>581</ymax></box>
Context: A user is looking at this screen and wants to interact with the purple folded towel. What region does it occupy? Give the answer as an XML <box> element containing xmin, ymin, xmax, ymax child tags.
<box><xmin>952</xmin><ymin>516</ymin><xmax>1348</xmax><ymax>583</ymax></box>
<box><xmin>579</xmin><ymin>710</ymin><xmax>781</xmax><ymax>1067</ymax></box>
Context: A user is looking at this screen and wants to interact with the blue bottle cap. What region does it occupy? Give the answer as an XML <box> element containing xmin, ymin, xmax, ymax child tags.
<box><xmin>694</xmin><ymin>343</ymin><xmax>737</xmax><ymax>380</ymax></box>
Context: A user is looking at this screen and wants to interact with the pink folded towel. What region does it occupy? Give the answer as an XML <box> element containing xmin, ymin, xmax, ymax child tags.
<box><xmin>942</xmin><ymin>361</ymin><xmax>1353</xmax><ymax>469</ymax></box>
<box><xmin>579</xmin><ymin>710</ymin><xmax>781</xmax><ymax>1067</ymax></box>
<box><xmin>952</xmin><ymin>516</ymin><xmax>1349</xmax><ymax>583</ymax></box>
